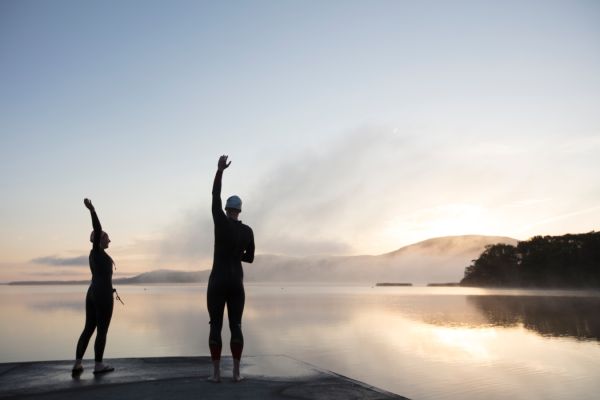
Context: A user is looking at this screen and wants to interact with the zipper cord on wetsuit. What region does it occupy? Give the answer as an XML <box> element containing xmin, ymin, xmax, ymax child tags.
<box><xmin>113</xmin><ymin>288</ymin><xmax>125</xmax><ymax>305</ymax></box>
<box><xmin>111</xmin><ymin>259</ymin><xmax>123</xmax><ymax>304</ymax></box>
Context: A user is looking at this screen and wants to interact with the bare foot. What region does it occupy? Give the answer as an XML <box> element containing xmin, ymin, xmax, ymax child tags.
<box><xmin>233</xmin><ymin>358</ymin><xmax>243</xmax><ymax>382</ymax></box>
<box><xmin>208</xmin><ymin>360</ymin><xmax>221</xmax><ymax>383</ymax></box>
<box><xmin>71</xmin><ymin>365</ymin><xmax>83</xmax><ymax>378</ymax></box>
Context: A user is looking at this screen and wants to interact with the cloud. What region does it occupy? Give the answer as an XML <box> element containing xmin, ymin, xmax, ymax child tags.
<box><xmin>248</xmin><ymin>127</ymin><xmax>424</xmax><ymax>246</ymax></box>
<box><xmin>518</xmin><ymin>204</ymin><xmax>600</xmax><ymax>233</ymax></box>
<box><xmin>157</xmin><ymin>209</ymin><xmax>214</xmax><ymax>266</ymax></box>
<box><xmin>31</xmin><ymin>255</ymin><xmax>88</xmax><ymax>267</ymax></box>
<box><xmin>152</xmin><ymin>124</ymin><xmax>600</xmax><ymax>266</ymax></box>
<box><xmin>155</xmin><ymin>126</ymin><xmax>412</xmax><ymax>263</ymax></box>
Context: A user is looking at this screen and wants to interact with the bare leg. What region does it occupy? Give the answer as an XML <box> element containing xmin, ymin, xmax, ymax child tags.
<box><xmin>208</xmin><ymin>359</ymin><xmax>221</xmax><ymax>382</ymax></box>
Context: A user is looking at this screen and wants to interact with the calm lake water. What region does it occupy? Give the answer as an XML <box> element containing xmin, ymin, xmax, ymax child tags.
<box><xmin>1</xmin><ymin>284</ymin><xmax>599</xmax><ymax>400</ymax></box>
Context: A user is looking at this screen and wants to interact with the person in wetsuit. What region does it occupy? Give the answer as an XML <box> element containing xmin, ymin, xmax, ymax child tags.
<box><xmin>207</xmin><ymin>155</ymin><xmax>255</xmax><ymax>382</ymax></box>
<box><xmin>72</xmin><ymin>198</ymin><xmax>115</xmax><ymax>376</ymax></box>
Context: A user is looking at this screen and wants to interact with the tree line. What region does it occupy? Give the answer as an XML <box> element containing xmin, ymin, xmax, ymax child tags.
<box><xmin>460</xmin><ymin>232</ymin><xmax>600</xmax><ymax>287</ymax></box>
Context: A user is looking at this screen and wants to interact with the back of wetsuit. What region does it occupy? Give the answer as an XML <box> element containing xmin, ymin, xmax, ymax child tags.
<box><xmin>210</xmin><ymin>170</ymin><xmax>255</xmax><ymax>282</ymax></box>
<box><xmin>207</xmin><ymin>163</ymin><xmax>254</xmax><ymax>363</ymax></box>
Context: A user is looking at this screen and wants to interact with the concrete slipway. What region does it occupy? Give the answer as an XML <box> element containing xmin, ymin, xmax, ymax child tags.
<box><xmin>0</xmin><ymin>355</ymin><xmax>409</xmax><ymax>399</ymax></box>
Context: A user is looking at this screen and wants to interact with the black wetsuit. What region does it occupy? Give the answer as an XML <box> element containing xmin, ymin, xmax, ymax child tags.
<box><xmin>207</xmin><ymin>170</ymin><xmax>255</xmax><ymax>361</ymax></box>
<box><xmin>75</xmin><ymin>210</ymin><xmax>114</xmax><ymax>362</ymax></box>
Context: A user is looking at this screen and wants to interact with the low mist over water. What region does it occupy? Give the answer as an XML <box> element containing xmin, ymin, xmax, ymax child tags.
<box><xmin>1</xmin><ymin>284</ymin><xmax>599</xmax><ymax>400</ymax></box>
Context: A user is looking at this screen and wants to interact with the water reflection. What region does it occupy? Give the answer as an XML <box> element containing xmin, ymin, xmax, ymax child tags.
<box><xmin>467</xmin><ymin>295</ymin><xmax>600</xmax><ymax>341</ymax></box>
<box><xmin>2</xmin><ymin>285</ymin><xmax>600</xmax><ymax>400</ymax></box>
<box><xmin>25</xmin><ymin>299</ymin><xmax>83</xmax><ymax>312</ymax></box>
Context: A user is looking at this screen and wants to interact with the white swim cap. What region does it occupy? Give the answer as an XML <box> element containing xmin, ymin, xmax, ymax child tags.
<box><xmin>225</xmin><ymin>195</ymin><xmax>242</xmax><ymax>211</ymax></box>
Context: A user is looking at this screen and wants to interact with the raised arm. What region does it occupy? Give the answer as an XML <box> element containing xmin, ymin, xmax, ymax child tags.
<box><xmin>212</xmin><ymin>155</ymin><xmax>231</xmax><ymax>220</ymax></box>
<box><xmin>84</xmin><ymin>198</ymin><xmax>102</xmax><ymax>248</ymax></box>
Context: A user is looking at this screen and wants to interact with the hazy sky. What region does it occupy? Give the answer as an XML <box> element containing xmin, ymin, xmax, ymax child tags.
<box><xmin>1</xmin><ymin>0</ymin><xmax>599</xmax><ymax>281</ymax></box>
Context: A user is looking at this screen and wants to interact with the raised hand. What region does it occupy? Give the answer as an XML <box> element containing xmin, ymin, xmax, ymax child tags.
<box><xmin>218</xmin><ymin>155</ymin><xmax>231</xmax><ymax>171</ymax></box>
<box><xmin>84</xmin><ymin>198</ymin><xmax>95</xmax><ymax>211</ymax></box>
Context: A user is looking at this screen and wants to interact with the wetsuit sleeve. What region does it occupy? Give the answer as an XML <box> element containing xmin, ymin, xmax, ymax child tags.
<box><xmin>241</xmin><ymin>227</ymin><xmax>255</xmax><ymax>263</ymax></box>
<box><xmin>90</xmin><ymin>210</ymin><xmax>102</xmax><ymax>249</ymax></box>
<box><xmin>212</xmin><ymin>170</ymin><xmax>226</xmax><ymax>222</ymax></box>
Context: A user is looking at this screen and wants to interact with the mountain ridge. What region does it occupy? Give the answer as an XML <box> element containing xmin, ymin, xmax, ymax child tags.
<box><xmin>9</xmin><ymin>235</ymin><xmax>518</xmax><ymax>285</ymax></box>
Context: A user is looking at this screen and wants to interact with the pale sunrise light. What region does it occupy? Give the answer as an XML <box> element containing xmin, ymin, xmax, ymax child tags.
<box><xmin>1</xmin><ymin>3</ymin><xmax>599</xmax><ymax>400</ymax></box>
<box><xmin>373</xmin><ymin>201</ymin><xmax>544</xmax><ymax>256</ymax></box>
<box><xmin>382</xmin><ymin>204</ymin><xmax>495</xmax><ymax>247</ymax></box>
<box><xmin>432</xmin><ymin>327</ymin><xmax>496</xmax><ymax>360</ymax></box>
<box><xmin>1</xmin><ymin>0</ymin><xmax>598</xmax><ymax>283</ymax></box>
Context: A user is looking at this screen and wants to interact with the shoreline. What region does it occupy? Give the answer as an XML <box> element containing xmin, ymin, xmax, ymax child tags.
<box><xmin>3</xmin><ymin>281</ymin><xmax>600</xmax><ymax>291</ymax></box>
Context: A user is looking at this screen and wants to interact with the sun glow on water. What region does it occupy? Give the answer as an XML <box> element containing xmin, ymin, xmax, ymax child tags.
<box><xmin>432</xmin><ymin>326</ymin><xmax>497</xmax><ymax>360</ymax></box>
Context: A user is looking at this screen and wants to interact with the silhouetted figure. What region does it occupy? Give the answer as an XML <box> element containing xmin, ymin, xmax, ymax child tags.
<box><xmin>72</xmin><ymin>199</ymin><xmax>115</xmax><ymax>376</ymax></box>
<box><xmin>207</xmin><ymin>155</ymin><xmax>255</xmax><ymax>382</ymax></box>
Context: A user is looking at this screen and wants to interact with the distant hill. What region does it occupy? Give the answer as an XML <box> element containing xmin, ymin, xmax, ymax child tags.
<box><xmin>7</xmin><ymin>269</ymin><xmax>211</xmax><ymax>285</ymax></box>
<box><xmin>8</xmin><ymin>279</ymin><xmax>90</xmax><ymax>286</ymax></box>
<box><xmin>245</xmin><ymin>235</ymin><xmax>518</xmax><ymax>284</ymax></box>
<box><xmin>383</xmin><ymin>235</ymin><xmax>518</xmax><ymax>258</ymax></box>
<box><xmin>9</xmin><ymin>235</ymin><xmax>517</xmax><ymax>285</ymax></box>
<box><xmin>115</xmin><ymin>269</ymin><xmax>210</xmax><ymax>284</ymax></box>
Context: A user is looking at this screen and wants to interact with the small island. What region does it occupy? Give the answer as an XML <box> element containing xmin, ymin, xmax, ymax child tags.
<box><xmin>460</xmin><ymin>231</ymin><xmax>600</xmax><ymax>288</ymax></box>
<box><xmin>376</xmin><ymin>283</ymin><xmax>413</xmax><ymax>287</ymax></box>
<box><xmin>427</xmin><ymin>283</ymin><xmax>460</xmax><ymax>287</ymax></box>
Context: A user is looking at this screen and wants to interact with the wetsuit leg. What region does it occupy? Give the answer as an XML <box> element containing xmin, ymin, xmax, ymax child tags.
<box><xmin>227</xmin><ymin>282</ymin><xmax>245</xmax><ymax>360</ymax></box>
<box><xmin>93</xmin><ymin>291</ymin><xmax>114</xmax><ymax>363</ymax></box>
<box><xmin>207</xmin><ymin>280</ymin><xmax>226</xmax><ymax>360</ymax></box>
<box><xmin>76</xmin><ymin>288</ymin><xmax>97</xmax><ymax>359</ymax></box>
